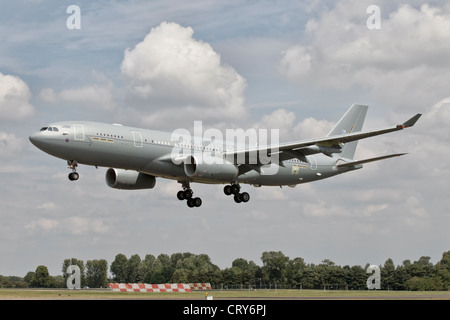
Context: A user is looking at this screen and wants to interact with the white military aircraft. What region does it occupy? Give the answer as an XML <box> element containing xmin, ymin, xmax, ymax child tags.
<box><xmin>29</xmin><ymin>104</ymin><xmax>421</xmax><ymax>208</ymax></box>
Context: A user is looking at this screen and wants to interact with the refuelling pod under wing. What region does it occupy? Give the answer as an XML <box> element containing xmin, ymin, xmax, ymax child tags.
<box><xmin>106</xmin><ymin>168</ymin><xmax>156</xmax><ymax>190</ymax></box>
<box><xmin>184</xmin><ymin>154</ymin><xmax>238</xmax><ymax>182</ymax></box>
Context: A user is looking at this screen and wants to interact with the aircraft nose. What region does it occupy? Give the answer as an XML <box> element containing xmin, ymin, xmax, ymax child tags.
<box><xmin>29</xmin><ymin>132</ymin><xmax>43</xmax><ymax>147</ymax></box>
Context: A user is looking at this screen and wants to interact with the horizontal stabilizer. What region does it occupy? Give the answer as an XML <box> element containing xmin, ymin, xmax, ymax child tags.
<box><xmin>336</xmin><ymin>153</ymin><xmax>407</xmax><ymax>168</ymax></box>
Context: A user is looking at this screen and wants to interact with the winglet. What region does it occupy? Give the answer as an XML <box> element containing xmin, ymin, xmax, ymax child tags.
<box><xmin>401</xmin><ymin>114</ymin><xmax>422</xmax><ymax>128</ymax></box>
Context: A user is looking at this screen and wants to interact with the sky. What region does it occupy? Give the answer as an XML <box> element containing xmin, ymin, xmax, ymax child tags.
<box><xmin>0</xmin><ymin>0</ymin><xmax>449</xmax><ymax>277</ymax></box>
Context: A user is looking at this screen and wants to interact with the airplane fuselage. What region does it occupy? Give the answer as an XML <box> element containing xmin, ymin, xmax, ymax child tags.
<box><xmin>29</xmin><ymin>105</ymin><xmax>420</xmax><ymax>207</ymax></box>
<box><xmin>29</xmin><ymin>121</ymin><xmax>347</xmax><ymax>187</ymax></box>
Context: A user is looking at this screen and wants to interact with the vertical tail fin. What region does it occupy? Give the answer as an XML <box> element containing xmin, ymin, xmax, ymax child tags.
<box><xmin>328</xmin><ymin>104</ymin><xmax>368</xmax><ymax>159</ymax></box>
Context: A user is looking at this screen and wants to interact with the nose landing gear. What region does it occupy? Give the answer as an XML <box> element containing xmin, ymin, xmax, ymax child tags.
<box><xmin>67</xmin><ymin>160</ymin><xmax>79</xmax><ymax>181</ymax></box>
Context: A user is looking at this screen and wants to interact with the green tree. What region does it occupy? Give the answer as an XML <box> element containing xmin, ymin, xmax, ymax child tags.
<box><xmin>381</xmin><ymin>258</ymin><xmax>396</xmax><ymax>290</ymax></box>
<box><xmin>435</xmin><ymin>250</ymin><xmax>450</xmax><ymax>290</ymax></box>
<box><xmin>86</xmin><ymin>259</ymin><xmax>108</xmax><ymax>288</ymax></box>
<box><xmin>30</xmin><ymin>265</ymin><xmax>53</xmax><ymax>288</ymax></box>
<box><xmin>261</xmin><ymin>251</ymin><xmax>289</xmax><ymax>285</ymax></box>
<box><xmin>404</xmin><ymin>276</ymin><xmax>442</xmax><ymax>291</ymax></box>
<box><xmin>283</xmin><ymin>257</ymin><xmax>306</xmax><ymax>288</ymax></box>
<box><xmin>171</xmin><ymin>268</ymin><xmax>190</xmax><ymax>283</ymax></box>
<box><xmin>394</xmin><ymin>264</ymin><xmax>409</xmax><ymax>290</ymax></box>
<box><xmin>156</xmin><ymin>254</ymin><xmax>173</xmax><ymax>282</ymax></box>
<box><xmin>23</xmin><ymin>272</ymin><xmax>35</xmax><ymax>286</ymax></box>
<box><xmin>127</xmin><ymin>254</ymin><xmax>142</xmax><ymax>283</ymax></box>
<box><xmin>221</xmin><ymin>266</ymin><xmax>242</xmax><ymax>286</ymax></box>
<box><xmin>171</xmin><ymin>253</ymin><xmax>219</xmax><ymax>283</ymax></box>
<box><xmin>317</xmin><ymin>259</ymin><xmax>346</xmax><ymax>289</ymax></box>
<box><xmin>347</xmin><ymin>265</ymin><xmax>367</xmax><ymax>290</ymax></box>
<box><xmin>298</xmin><ymin>264</ymin><xmax>320</xmax><ymax>289</ymax></box>
<box><xmin>411</xmin><ymin>256</ymin><xmax>434</xmax><ymax>278</ymax></box>
<box><xmin>144</xmin><ymin>254</ymin><xmax>172</xmax><ymax>283</ymax></box>
<box><xmin>110</xmin><ymin>254</ymin><xmax>128</xmax><ymax>282</ymax></box>
<box><xmin>52</xmin><ymin>275</ymin><xmax>65</xmax><ymax>288</ymax></box>
<box><xmin>231</xmin><ymin>258</ymin><xmax>259</xmax><ymax>286</ymax></box>
<box><xmin>140</xmin><ymin>254</ymin><xmax>156</xmax><ymax>283</ymax></box>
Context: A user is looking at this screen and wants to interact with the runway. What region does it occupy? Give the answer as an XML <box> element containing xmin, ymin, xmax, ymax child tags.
<box><xmin>1</xmin><ymin>288</ymin><xmax>449</xmax><ymax>300</ymax></box>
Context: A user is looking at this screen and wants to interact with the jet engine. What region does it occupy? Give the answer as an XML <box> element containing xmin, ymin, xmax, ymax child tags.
<box><xmin>106</xmin><ymin>168</ymin><xmax>156</xmax><ymax>190</ymax></box>
<box><xmin>184</xmin><ymin>155</ymin><xmax>238</xmax><ymax>181</ymax></box>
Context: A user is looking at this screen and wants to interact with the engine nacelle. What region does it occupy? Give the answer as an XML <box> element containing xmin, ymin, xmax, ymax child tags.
<box><xmin>106</xmin><ymin>168</ymin><xmax>156</xmax><ymax>190</ymax></box>
<box><xmin>184</xmin><ymin>154</ymin><xmax>238</xmax><ymax>182</ymax></box>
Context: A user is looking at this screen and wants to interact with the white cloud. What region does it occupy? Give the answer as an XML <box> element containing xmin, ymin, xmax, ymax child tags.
<box><xmin>0</xmin><ymin>72</ymin><xmax>35</xmax><ymax>121</ymax></box>
<box><xmin>39</xmin><ymin>74</ymin><xmax>117</xmax><ymax>111</ymax></box>
<box><xmin>0</xmin><ymin>132</ymin><xmax>26</xmax><ymax>158</ymax></box>
<box><xmin>25</xmin><ymin>216</ymin><xmax>110</xmax><ymax>236</ymax></box>
<box><xmin>422</xmin><ymin>97</ymin><xmax>450</xmax><ymax>140</ymax></box>
<box><xmin>67</xmin><ymin>217</ymin><xmax>111</xmax><ymax>236</ymax></box>
<box><xmin>120</xmin><ymin>22</ymin><xmax>248</xmax><ymax>125</ymax></box>
<box><xmin>252</xmin><ymin>108</ymin><xmax>334</xmax><ymax>142</ymax></box>
<box><xmin>279</xmin><ymin>2</ymin><xmax>450</xmax><ymax>111</ymax></box>
<box><xmin>36</xmin><ymin>202</ymin><xmax>57</xmax><ymax>210</ymax></box>
<box><xmin>25</xmin><ymin>218</ymin><xmax>59</xmax><ymax>233</ymax></box>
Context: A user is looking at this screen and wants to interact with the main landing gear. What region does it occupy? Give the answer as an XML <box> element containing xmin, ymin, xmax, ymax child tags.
<box><xmin>177</xmin><ymin>182</ymin><xmax>250</xmax><ymax>208</ymax></box>
<box><xmin>177</xmin><ymin>182</ymin><xmax>202</xmax><ymax>208</ymax></box>
<box><xmin>67</xmin><ymin>160</ymin><xmax>79</xmax><ymax>181</ymax></box>
<box><xmin>223</xmin><ymin>184</ymin><xmax>250</xmax><ymax>204</ymax></box>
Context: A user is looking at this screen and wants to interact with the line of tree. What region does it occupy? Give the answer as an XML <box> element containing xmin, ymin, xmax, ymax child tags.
<box><xmin>2</xmin><ymin>250</ymin><xmax>449</xmax><ymax>290</ymax></box>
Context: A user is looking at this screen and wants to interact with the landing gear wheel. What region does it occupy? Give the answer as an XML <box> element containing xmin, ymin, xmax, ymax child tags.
<box><xmin>230</xmin><ymin>184</ymin><xmax>240</xmax><ymax>195</ymax></box>
<box><xmin>183</xmin><ymin>189</ymin><xmax>193</xmax><ymax>199</ymax></box>
<box><xmin>193</xmin><ymin>197</ymin><xmax>202</xmax><ymax>207</ymax></box>
<box><xmin>240</xmin><ymin>192</ymin><xmax>250</xmax><ymax>203</ymax></box>
<box><xmin>68</xmin><ymin>172</ymin><xmax>79</xmax><ymax>181</ymax></box>
<box><xmin>177</xmin><ymin>190</ymin><xmax>185</xmax><ymax>200</ymax></box>
<box><xmin>225</xmin><ymin>184</ymin><xmax>250</xmax><ymax>204</ymax></box>
<box><xmin>177</xmin><ymin>181</ymin><xmax>202</xmax><ymax>208</ymax></box>
<box><xmin>187</xmin><ymin>197</ymin><xmax>202</xmax><ymax>208</ymax></box>
<box><xmin>224</xmin><ymin>185</ymin><xmax>232</xmax><ymax>196</ymax></box>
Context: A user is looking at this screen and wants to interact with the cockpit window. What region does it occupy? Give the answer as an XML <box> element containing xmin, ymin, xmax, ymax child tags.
<box><xmin>39</xmin><ymin>126</ymin><xmax>59</xmax><ymax>132</ymax></box>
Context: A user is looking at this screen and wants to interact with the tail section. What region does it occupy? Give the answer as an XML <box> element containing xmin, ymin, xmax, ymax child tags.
<box><xmin>328</xmin><ymin>104</ymin><xmax>368</xmax><ymax>159</ymax></box>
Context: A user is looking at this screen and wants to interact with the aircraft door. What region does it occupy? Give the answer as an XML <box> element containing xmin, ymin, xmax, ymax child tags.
<box><xmin>132</xmin><ymin>131</ymin><xmax>143</xmax><ymax>147</ymax></box>
<box><xmin>73</xmin><ymin>124</ymin><xmax>85</xmax><ymax>140</ymax></box>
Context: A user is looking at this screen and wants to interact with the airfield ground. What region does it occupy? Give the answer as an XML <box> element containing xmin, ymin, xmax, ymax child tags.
<box><xmin>1</xmin><ymin>288</ymin><xmax>449</xmax><ymax>300</ymax></box>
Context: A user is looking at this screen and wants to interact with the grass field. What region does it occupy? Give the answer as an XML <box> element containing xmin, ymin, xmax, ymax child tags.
<box><xmin>1</xmin><ymin>288</ymin><xmax>449</xmax><ymax>300</ymax></box>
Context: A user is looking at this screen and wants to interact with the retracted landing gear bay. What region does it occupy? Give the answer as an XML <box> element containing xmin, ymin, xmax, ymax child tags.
<box><xmin>223</xmin><ymin>184</ymin><xmax>250</xmax><ymax>204</ymax></box>
<box><xmin>177</xmin><ymin>181</ymin><xmax>202</xmax><ymax>208</ymax></box>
